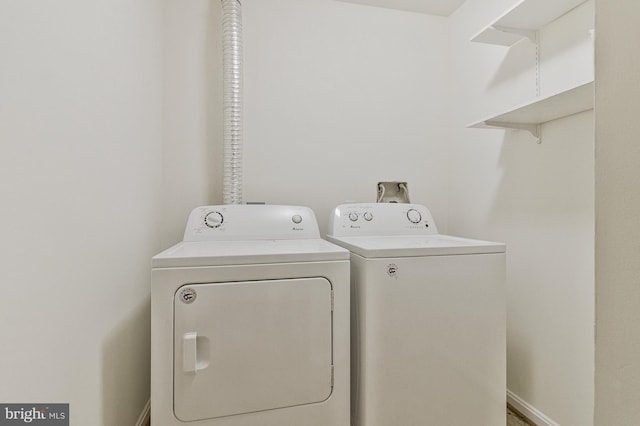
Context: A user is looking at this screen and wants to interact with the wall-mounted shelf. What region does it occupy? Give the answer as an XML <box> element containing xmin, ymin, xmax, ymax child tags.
<box><xmin>467</xmin><ymin>81</ymin><xmax>593</xmax><ymax>138</ymax></box>
<box><xmin>471</xmin><ymin>0</ymin><xmax>588</xmax><ymax>46</ymax></box>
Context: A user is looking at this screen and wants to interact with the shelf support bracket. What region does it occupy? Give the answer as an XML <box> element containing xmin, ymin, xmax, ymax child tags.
<box><xmin>492</xmin><ymin>25</ymin><xmax>537</xmax><ymax>43</ymax></box>
<box><xmin>484</xmin><ymin>121</ymin><xmax>540</xmax><ymax>138</ymax></box>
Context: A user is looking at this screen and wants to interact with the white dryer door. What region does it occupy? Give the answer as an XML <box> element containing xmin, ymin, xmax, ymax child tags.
<box><xmin>173</xmin><ymin>277</ymin><xmax>334</xmax><ymax>422</ymax></box>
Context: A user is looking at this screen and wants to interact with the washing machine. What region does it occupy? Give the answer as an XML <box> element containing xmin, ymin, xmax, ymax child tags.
<box><xmin>326</xmin><ymin>203</ymin><xmax>506</xmax><ymax>426</ymax></box>
<box><xmin>151</xmin><ymin>205</ymin><xmax>350</xmax><ymax>426</ymax></box>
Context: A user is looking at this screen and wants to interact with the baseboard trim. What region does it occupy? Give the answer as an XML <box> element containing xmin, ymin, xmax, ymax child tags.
<box><xmin>135</xmin><ymin>399</ymin><xmax>151</xmax><ymax>426</ymax></box>
<box><xmin>507</xmin><ymin>390</ymin><xmax>559</xmax><ymax>426</ymax></box>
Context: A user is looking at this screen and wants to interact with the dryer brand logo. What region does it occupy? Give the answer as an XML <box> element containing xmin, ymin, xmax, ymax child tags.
<box><xmin>387</xmin><ymin>264</ymin><xmax>398</xmax><ymax>278</ymax></box>
<box><xmin>0</xmin><ymin>404</ymin><xmax>68</xmax><ymax>425</ymax></box>
<box><xmin>179</xmin><ymin>288</ymin><xmax>197</xmax><ymax>304</ymax></box>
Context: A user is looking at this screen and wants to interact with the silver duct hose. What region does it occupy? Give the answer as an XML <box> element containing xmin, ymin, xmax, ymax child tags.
<box><xmin>221</xmin><ymin>0</ymin><xmax>243</xmax><ymax>204</ymax></box>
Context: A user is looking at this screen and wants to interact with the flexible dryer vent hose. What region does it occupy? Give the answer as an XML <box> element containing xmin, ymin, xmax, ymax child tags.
<box><xmin>222</xmin><ymin>0</ymin><xmax>243</xmax><ymax>204</ymax></box>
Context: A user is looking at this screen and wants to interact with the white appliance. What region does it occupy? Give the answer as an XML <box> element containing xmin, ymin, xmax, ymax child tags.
<box><xmin>151</xmin><ymin>205</ymin><xmax>350</xmax><ymax>426</ymax></box>
<box><xmin>327</xmin><ymin>203</ymin><xmax>506</xmax><ymax>426</ymax></box>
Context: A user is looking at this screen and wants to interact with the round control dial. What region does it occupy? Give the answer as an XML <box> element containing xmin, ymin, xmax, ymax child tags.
<box><xmin>204</xmin><ymin>211</ymin><xmax>224</xmax><ymax>228</ymax></box>
<box><xmin>292</xmin><ymin>214</ymin><xmax>302</xmax><ymax>224</ymax></box>
<box><xmin>363</xmin><ymin>211</ymin><xmax>373</xmax><ymax>221</ymax></box>
<box><xmin>406</xmin><ymin>209</ymin><xmax>422</xmax><ymax>224</ymax></box>
<box><xmin>348</xmin><ymin>212</ymin><xmax>359</xmax><ymax>222</ymax></box>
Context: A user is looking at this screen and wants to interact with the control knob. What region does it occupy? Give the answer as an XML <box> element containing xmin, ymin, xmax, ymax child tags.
<box><xmin>406</xmin><ymin>209</ymin><xmax>422</xmax><ymax>224</ymax></box>
<box><xmin>363</xmin><ymin>211</ymin><xmax>373</xmax><ymax>221</ymax></box>
<box><xmin>348</xmin><ymin>212</ymin><xmax>359</xmax><ymax>222</ymax></box>
<box><xmin>204</xmin><ymin>211</ymin><xmax>224</xmax><ymax>228</ymax></box>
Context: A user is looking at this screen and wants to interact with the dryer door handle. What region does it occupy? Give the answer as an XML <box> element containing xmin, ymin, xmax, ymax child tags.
<box><xmin>183</xmin><ymin>332</ymin><xmax>198</xmax><ymax>374</ymax></box>
<box><xmin>182</xmin><ymin>332</ymin><xmax>210</xmax><ymax>374</ymax></box>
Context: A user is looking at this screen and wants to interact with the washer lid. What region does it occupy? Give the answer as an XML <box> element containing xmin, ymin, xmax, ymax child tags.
<box><xmin>326</xmin><ymin>234</ymin><xmax>505</xmax><ymax>258</ymax></box>
<box><xmin>152</xmin><ymin>238</ymin><xmax>349</xmax><ymax>268</ymax></box>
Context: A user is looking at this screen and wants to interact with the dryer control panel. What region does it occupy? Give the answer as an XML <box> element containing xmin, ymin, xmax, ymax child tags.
<box><xmin>183</xmin><ymin>205</ymin><xmax>321</xmax><ymax>242</ymax></box>
<box><xmin>328</xmin><ymin>203</ymin><xmax>439</xmax><ymax>237</ymax></box>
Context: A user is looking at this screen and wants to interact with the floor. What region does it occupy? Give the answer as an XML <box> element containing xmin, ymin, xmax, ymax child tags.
<box><xmin>507</xmin><ymin>406</ymin><xmax>533</xmax><ymax>426</ymax></box>
<box><xmin>147</xmin><ymin>407</ymin><xmax>531</xmax><ymax>425</ymax></box>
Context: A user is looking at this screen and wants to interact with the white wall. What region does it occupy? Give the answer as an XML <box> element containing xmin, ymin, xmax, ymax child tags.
<box><xmin>0</xmin><ymin>1</ymin><xmax>164</xmax><ymax>424</ymax></box>
<box><xmin>449</xmin><ymin>1</ymin><xmax>595</xmax><ymax>425</ymax></box>
<box><xmin>241</xmin><ymin>0</ymin><xmax>451</xmax><ymax>235</ymax></box>
<box><xmin>594</xmin><ymin>1</ymin><xmax>640</xmax><ymax>424</ymax></box>
<box><xmin>0</xmin><ymin>1</ymin><xmax>449</xmax><ymax>422</ymax></box>
<box><xmin>162</xmin><ymin>0</ymin><xmax>224</xmax><ymax>246</ymax></box>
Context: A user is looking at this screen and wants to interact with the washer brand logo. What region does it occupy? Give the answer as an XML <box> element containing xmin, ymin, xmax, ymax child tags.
<box><xmin>387</xmin><ymin>264</ymin><xmax>398</xmax><ymax>277</ymax></box>
<box><xmin>180</xmin><ymin>288</ymin><xmax>197</xmax><ymax>304</ymax></box>
<box><xmin>0</xmin><ymin>404</ymin><xmax>68</xmax><ymax>425</ymax></box>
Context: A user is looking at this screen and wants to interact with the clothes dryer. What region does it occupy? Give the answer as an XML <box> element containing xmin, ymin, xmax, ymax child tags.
<box><xmin>327</xmin><ymin>203</ymin><xmax>506</xmax><ymax>426</ymax></box>
<box><xmin>152</xmin><ymin>205</ymin><xmax>350</xmax><ymax>426</ymax></box>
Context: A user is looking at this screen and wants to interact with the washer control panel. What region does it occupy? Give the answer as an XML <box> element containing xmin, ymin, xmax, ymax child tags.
<box><xmin>328</xmin><ymin>203</ymin><xmax>438</xmax><ymax>237</ymax></box>
<box><xmin>183</xmin><ymin>205</ymin><xmax>321</xmax><ymax>242</ymax></box>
